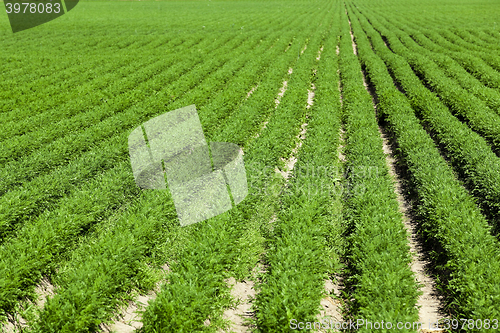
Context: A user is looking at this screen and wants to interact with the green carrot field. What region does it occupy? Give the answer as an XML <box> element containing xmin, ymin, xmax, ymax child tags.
<box><xmin>1</xmin><ymin>0</ymin><xmax>500</xmax><ymax>332</ymax></box>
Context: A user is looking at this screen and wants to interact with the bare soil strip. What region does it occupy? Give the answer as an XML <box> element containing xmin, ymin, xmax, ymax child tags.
<box><xmin>218</xmin><ymin>277</ymin><xmax>256</xmax><ymax>333</ymax></box>
<box><xmin>100</xmin><ymin>264</ymin><xmax>169</xmax><ymax>333</ymax></box>
<box><xmin>34</xmin><ymin>276</ymin><xmax>56</xmax><ymax>311</ymax></box>
<box><xmin>274</xmin><ymin>119</ymin><xmax>308</xmax><ymax>180</ymax></box>
<box><xmin>355</xmin><ymin>31</ymin><xmax>446</xmax><ymax>331</ymax></box>
<box><xmin>221</xmin><ymin>63</ymin><xmax>320</xmax><ymax>332</ymax></box>
<box><xmin>1</xmin><ymin>276</ymin><xmax>56</xmax><ymax>333</ymax></box>
<box><xmin>317</xmin><ymin>277</ymin><xmax>344</xmax><ymax>333</ymax></box>
<box><xmin>274</xmin><ymin>77</ymin><xmax>289</xmax><ymax>108</ymax></box>
<box><xmin>245</xmin><ymin>84</ymin><xmax>258</xmax><ymax>99</ymax></box>
<box><xmin>2</xmin><ymin>319</ymin><xmax>16</xmax><ymax>333</ymax></box>
<box><xmin>377</xmin><ymin>123</ymin><xmax>446</xmax><ymax>332</ymax></box>
<box><xmin>217</xmin><ymin>262</ymin><xmax>266</xmax><ymax>333</ymax></box>
<box><xmin>254</xmin><ymin>67</ymin><xmax>292</xmax><ymax>141</ymax></box>
<box><xmin>100</xmin><ymin>293</ymin><xmax>157</xmax><ymax>333</ymax></box>
<box><xmin>347</xmin><ymin>10</ymin><xmax>358</xmax><ymax>55</ymax></box>
<box><xmin>316</xmin><ymin>68</ymin><xmax>347</xmax><ymax>333</ymax></box>
<box><xmin>317</xmin><ymin>46</ymin><xmax>324</xmax><ymax>60</ymax></box>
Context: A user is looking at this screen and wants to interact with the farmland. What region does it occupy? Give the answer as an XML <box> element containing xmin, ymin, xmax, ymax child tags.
<box><xmin>1</xmin><ymin>0</ymin><xmax>500</xmax><ymax>332</ymax></box>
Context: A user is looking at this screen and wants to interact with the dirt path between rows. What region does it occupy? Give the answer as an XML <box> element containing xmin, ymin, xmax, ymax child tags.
<box><xmin>344</xmin><ymin>6</ymin><xmax>446</xmax><ymax>330</ymax></box>
<box><xmin>100</xmin><ymin>264</ymin><xmax>169</xmax><ymax>333</ymax></box>
<box><xmin>377</xmin><ymin>121</ymin><xmax>446</xmax><ymax>332</ymax></box>
<box><xmin>351</xmin><ymin>22</ymin><xmax>446</xmax><ymax>333</ymax></box>
<box><xmin>219</xmin><ymin>45</ymin><xmax>343</xmax><ymax>332</ymax></box>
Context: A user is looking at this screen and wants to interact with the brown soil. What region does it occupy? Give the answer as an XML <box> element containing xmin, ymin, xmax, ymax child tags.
<box><xmin>222</xmin><ymin>64</ymin><xmax>321</xmax><ymax>332</ymax></box>
<box><xmin>360</xmin><ymin>59</ymin><xmax>445</xmax><ymax>333</ymax></box>
<box><xmin>347</xmin><ymin>10</ymin><xmax>446</xmax><ymax>328</ymax></box>
<box><xmin>1</xmin><ymin>276</ymin><xmax>56</xmax><ymax>333</ymax></box>
<box><xmin>100</xmin><ymin>264</ymin><xmax>169</xmax><ymax>333</ymax></box>
<box><xmin>217</xmin><ymin>277</ymin><xmax>256</xmax><ymax>333</ymax></box>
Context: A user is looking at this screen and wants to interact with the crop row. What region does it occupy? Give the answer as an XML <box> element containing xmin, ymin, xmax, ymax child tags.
<box><xmin>252</xmin><ymin>14</ymin><xmax>339</xmax><ymax>333</ymax></box>
<box><xmin>396</xmin><ymin>11</ymin><xmax>500</xmax><ymax>61</ymax></box>
<box><xmin>391</xmin><ymin>27</ymin><xmax>500</xmax><ymax>115</ymax></box>
<box><xmin>0</xmin><ymin>33</ymin><xmax>232</xmax><ymax>192</ymax></box>
<box><xmin>0</xmin><ymin>35</ymin><xmax>193</xmax><ymax>144</ymax></box>
<box><xmin>0</xmin><ymin>8</ymin><xmax>315</xmax><ymax>327</ymax></box>
<box><xmin>0</xmin><ymin>35</ymin><xmax>171</xmax><ymax>116</ymax></box>
<box><xmin>374</xmin><ymin>11</ymin><xmax>500</xmax><ymax>93</ymax></box>
<box><xmin>348</xmin><ymin>2</ymin><xmax>500</xmax><ymax>325</ymax></box>
<box><xmin>383</xmin><ymin>13</ymin><xmax>500</xmax><ymax>90</ymax></box>
<box><xmin>0</xmin><ymin>37</ymin><xmax>159</xmax><ymax>119</ymax></box>
<box><xmin>0</xmin><ymin>25</ymin><xmax>286</xmax><ymax>241</ymax></box>
<box><xmin>0</xmin><ymin>3</ymin><xmax>272</xmax><ymax>134</ymax></box>
<box><xmin>450</xmin><ymin>28</ymin><xmax>500</xmax><ymax>52</ymax></box>
<box><xmin>338</xmin><ymin>7</ymin><xmax>420</xmax><ymax>331</ymax></box>
<box><xmin>373</xmin><ymin>19</ymin><xmax>500</xmax><ymax>152</ymax></box>
<box><xmin>0</xmin><ymin>36</ymin><xmax>204</xmax><ymax>164</ymax></box>
<box><xmin>0</xmin><ymin>2</ymin><xmax>266</xmax><ymax>112</ymax></box>
<box><xmin>356</xmin><ymin>6</ymin><xmax>500</xmax><ymax>225</ymax></box>
<box><xmin>0</xmin><ymin>33</ymin><xmax>244</xmax><ymax>240</ymax></box>
<box><xmin>140</xmin><ymin>10</ymin><xmax>332</xmax><ymax>332</ymax></box>
<box><xmin>462</xmin><ymin>28</ymin><xmax>500</xmax><ymax>48</ymax></box>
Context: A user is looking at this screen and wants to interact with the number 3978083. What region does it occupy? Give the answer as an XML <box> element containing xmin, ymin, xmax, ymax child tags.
<box><xmin>5</xmin><ymin>1</ymin><xmax>61</xmax><ymax>14</ymax></box>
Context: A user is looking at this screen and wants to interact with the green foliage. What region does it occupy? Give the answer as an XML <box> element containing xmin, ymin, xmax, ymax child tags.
<box><xmin>338</xmin><ymin>7</ymin><xmax>420</xmax><ymax>331</ymax></box>
<box><xmin>141</xmin><ymin>6</ymin><xmax>338</xmax><ymax>332</ymax></box>
<box><xmin>355</xmin><ymin>7</ymin><xmax>500</xmax><ymax>228</ymax></box>
<box><xmin>348</xmin><ymin>2</ymin><xmax>500</xmax><ymax>327</ymax></box>
<box><xmin>2</xmin><ymin>0</ymin><xmax>500</xmax><ymax>331</ymax></box>
<box><xmin>253</xmin><ymin>13</ymin><xmax>343</xmax><ymax>333</ymax></box>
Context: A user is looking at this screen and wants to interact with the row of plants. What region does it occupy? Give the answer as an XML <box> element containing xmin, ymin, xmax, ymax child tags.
<box><xmin>373</xmin><ymin>16</ymin><xmax>500</xmax><ymax>152</ymax></box>
<box><xmin>480</xmin><ymin>28</ymin><xmax>500</xmax><ymax>41</ymax></box>
<box><xmin>0</xmin><ymin>35</ymin><xmax>171</xmax><ymax>125</ymax></box>
<box><xmin>0</xmin><ymin>3</ymin><xmax>263</xmax><ymax>117</ymax></box>
<box><xmin>0</xmin><ymin>30</ymin><xmax>206</xmax><ymax>135</ymax></box>
<box><xmin>0</xmin><ymin>35</ymin><xmax>204</xmax><ymax>164</ymax></box>
<box><xmin>29</xmin><ymin>14</ymin><xmax>327</xmax><ymax>332</ymax></box>
<box><xmin>338</xmin><ymin>7</ymin><xmax>420</xmax><ymax>332</ymax></box>
<box><xmin>392</xmin><ymin>11</ymin><xmax>500</xmax><ymax>60</ymax></box>
<box><xmin>0</xmin><ymin>26</ymin><xmax>260</xmax><ymax>187</ymax></box>
<box><xmin>0</xmin><ymin>33</ymin><xmax>182</xmax><ymax>118</ymax></box>
<box><xmin>387</xmin><ymin>14</ymin><xmax>500</xmax><ymax>90</ymax></box>
<box><xmin>436</xmin><ymin>28</ymin><xmax>500</xmax><ymax>62</ymax></box>
<box><xmin>356</xmin><ymin>7</ymin><xmax>500</xmax><ymax>225</ymax></box>
<box><xmin>252</xmin><ymin>13</ymin><xmax>341</xmax><ymax>332</ymax></box>
<box><xmin>0</xmin><ymin>2</ymin><xmax>285</xmax><ymax>142</ymax></box>
<box><xmin>451</xmin><ymin>28</ymin><xmax>500</xmax><ymax>52</ymax></box>
<box><xmin>31</xmin><ymin>186</ymin><xmax>186</xmax><ymax>333</ymax></box>
<box><xmin>139</xmin><ymin>10</ymin><xmax>333</xmax><ymax>332</ymax></box>
<box><xmin>0</xmin><ymin>8</ymin><xmax>317</xmax><ymax>328</ymax></box>
<box><xmin>348</xmin><ymin>3</ymin><xmax>500</xmax><ymax>326</ymax></box>
<box><xmin>375</xmin><ymin>11</ymin><xmax>500</xmax><ymax>90</ymax></box>
<box><xmin>0</xmin><ymin>33</ymin><xmax>230</xmax><ymax>189</ymax></box>
<box><xmin>388</xmin><ymin>26</ymin><xmax>500</xmax><ymax>115</ymax></box>
<box><xmin>0</xmin><ymin>27</ymin><xmax>276</xmax><ymax>240</ymax></box>
<box><xmin>464</xmin><ymin>28</ymin><xmax>500</xmax><ymax>47</ymax></box>
<box><xmin>0</xmin><ymin>21</ymin><xmax>300</xmax><ymax>319</ymax></box>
